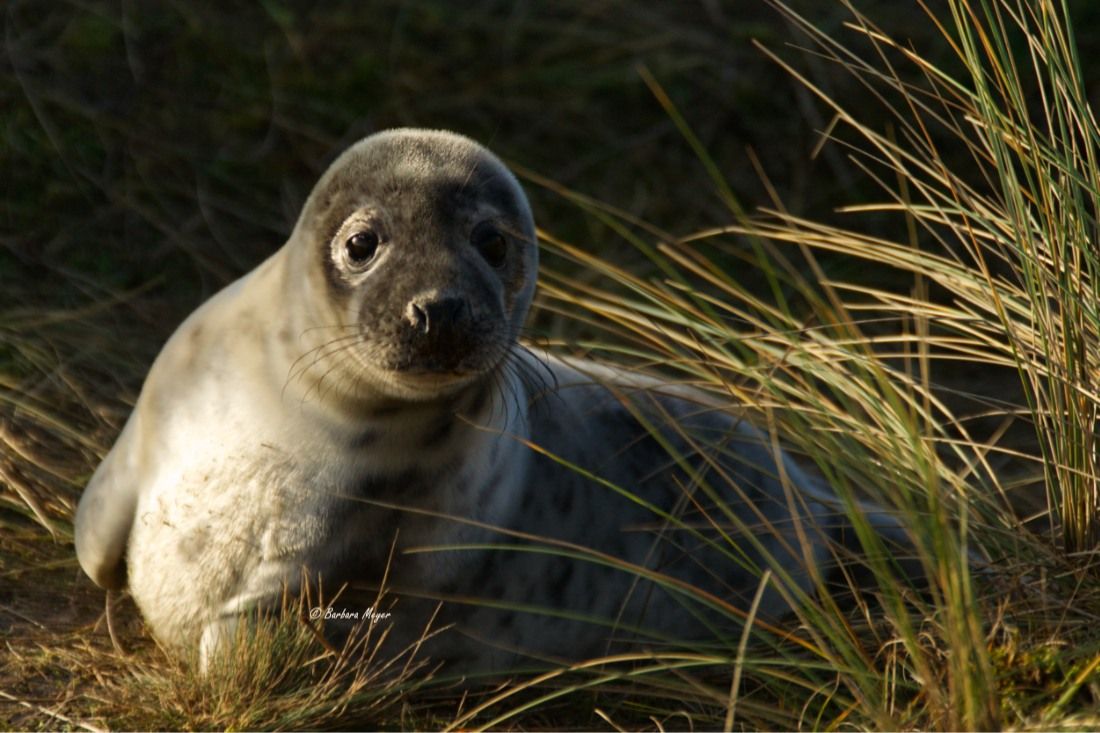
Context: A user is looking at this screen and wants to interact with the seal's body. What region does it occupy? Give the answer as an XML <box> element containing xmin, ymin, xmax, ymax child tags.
<box><xmin>75</xmin><ymin>129</ymin><xmax>900</xmax><ymax>670</ymax></box>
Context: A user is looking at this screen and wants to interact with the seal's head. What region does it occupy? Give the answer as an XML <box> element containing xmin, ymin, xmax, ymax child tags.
<box><xmin>290</xmin><ymin>129</ymin><xmax>537</xmax><ymax>402</ymax></box>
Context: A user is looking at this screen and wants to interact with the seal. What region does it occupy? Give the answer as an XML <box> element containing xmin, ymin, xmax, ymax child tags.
<box><xmin>74</xmin><ymin>128</ymin><xmax>913</xmax><ymax>671</ymax></box>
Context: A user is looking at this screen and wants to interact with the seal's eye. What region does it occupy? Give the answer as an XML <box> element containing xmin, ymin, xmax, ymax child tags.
<box><xmin>472</xmin><ymin>223</ymin><xmax>507</xmax><ymax>269</ymax></box>
<box><xmin>345</xmin><ymin>230</ymin><xmax>379</xmax><ymax>267</ymax></box>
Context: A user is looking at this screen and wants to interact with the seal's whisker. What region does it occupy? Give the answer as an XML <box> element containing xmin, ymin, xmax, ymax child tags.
<box><xmin>285</xmin><ymin>334</ymin><xmax>363</xmax><ymax>386</ymax></box>
<box><xmin>285</xmin><ymin>336</ymin><xmax>364</xmax><ymax>408</ymax></box>
<box><xmin>494</xmin><ymin>362</ymin><xmax>524</xmax><ymax>425</ymax></box>
<box><xmin>494</xmin><ymin>351</ymin><xmax>539</xmax><ymax>425</ymax></box>
<box><xmin>298</xmin><ymin>323</ymin><xmax>360</xmax><ymax>337</ymax></box>
<box><xmin>503</xmin><ymin>346</ymin><xmax>561</xmax><ymax>415</ymax></box>
<box><xmin>307</xmin><ymin>340</ymin><xmax>364</xmax><ymax>407</ymax></box>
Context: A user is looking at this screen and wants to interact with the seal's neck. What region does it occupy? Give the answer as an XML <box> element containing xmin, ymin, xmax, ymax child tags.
<box><xmin>309</xmin><ymin>364</ymin><xmax>528</xmax><ymax>480</ymax></box>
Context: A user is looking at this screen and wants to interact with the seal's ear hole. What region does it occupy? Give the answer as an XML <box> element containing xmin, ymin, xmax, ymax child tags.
<box><xmin>471</xmin><ymin>222</ymin><xmax>507</xmax><ymax>269</ymax></box>
<box><xmin>344</xmin><ymin>230</ymin><xmax>380</xmax><ymax>268</ymax></box>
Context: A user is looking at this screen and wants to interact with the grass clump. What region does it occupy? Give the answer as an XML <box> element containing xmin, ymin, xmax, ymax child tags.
<box><xmin>760</xmin><ymin>0</ymin><xmax>1100</xmax><ymax>558</ymax></box>
<box><xmin>108</xmin><ymin>602</ymin><xmax>432</xmax><ymax>731</ymax></box>
<box><xmin>703</xmin><ymin>0</ymin><xmax>1100</xmax><ymax>726</ymax></box>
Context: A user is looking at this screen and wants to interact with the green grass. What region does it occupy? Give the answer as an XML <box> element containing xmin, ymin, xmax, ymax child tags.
<box><xmin>4</xmin><ymin>0</ymin><xmax>1100</xmax><ymax>730</ymax></box>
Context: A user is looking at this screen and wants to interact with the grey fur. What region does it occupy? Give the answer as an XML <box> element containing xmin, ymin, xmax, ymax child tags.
<box><xmin>74</xmin><ymin>129</ymin><xmax>909</xmax><ymax>672</ymax></box>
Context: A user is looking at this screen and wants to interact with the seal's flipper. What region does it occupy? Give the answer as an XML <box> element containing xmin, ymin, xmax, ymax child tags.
<box><xmin>75</xmin><ymin>423</ymin><xmax>141</xmax><ymax>591</ymax></box>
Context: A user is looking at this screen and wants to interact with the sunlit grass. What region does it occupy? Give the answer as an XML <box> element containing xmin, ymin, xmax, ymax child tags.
<box><xmin>759</xmin><ymin>0</ymin><xmax>1100</xmax><ymax>555</ymax></box>
<box><xmin>120</xmin><ymin>597</ymin><xmax>432</xmax><ymax>731</ymax></box>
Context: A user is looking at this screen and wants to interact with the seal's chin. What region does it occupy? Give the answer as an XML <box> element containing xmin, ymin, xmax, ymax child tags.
<box><xmin>373</xmin><ymin>366</ymin><xmax>487</xmax><ymax>402</ymax></box>
<box><xmin>392</xmin><ymin>369</ymin><xmax>476</xmax><ymax>395</ymax></box>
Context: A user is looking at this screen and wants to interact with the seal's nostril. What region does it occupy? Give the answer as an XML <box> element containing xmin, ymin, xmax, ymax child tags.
<box><xmin>410</xmin><ymin>303</ymin><xmax>429</xmax><ymax>332</ymax></box>
<box><xmin>406</xmin><ymin>296</ymin><xmax>467</xmax><ymax>335</ymax></box>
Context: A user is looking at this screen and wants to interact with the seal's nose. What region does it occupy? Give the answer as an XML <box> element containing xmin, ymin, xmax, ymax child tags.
<box><xmin>405</xmin><ymin>293</ymin><xmax>469</xmax><ymax>335</ymax></box>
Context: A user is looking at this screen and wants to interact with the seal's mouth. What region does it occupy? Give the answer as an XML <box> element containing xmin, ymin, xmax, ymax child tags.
<box><xmin>350</xmin><ymin>318</ymin><xmax>509</xmax><ymax>400</ymax></box>
<box><xmin>382</xmin><ymin>333</ymin><xmax>507</xmax><ymax>380</ymax></box>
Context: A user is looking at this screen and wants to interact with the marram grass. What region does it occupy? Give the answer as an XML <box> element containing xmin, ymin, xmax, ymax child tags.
<box><xmin>760</xmin><ymin>0</ymin><xmax>1100</xmax><ymax>555</ymax></box>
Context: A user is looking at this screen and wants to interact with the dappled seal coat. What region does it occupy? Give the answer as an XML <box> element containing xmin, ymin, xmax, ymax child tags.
<box><xmin>75</xmin><ymin>129</ymin><xmax>907</xmax><ymax>671</ymax></box>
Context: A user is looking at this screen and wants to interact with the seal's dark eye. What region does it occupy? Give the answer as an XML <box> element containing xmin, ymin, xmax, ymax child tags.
<box><xmin>345</xmin><ymin>230</ymin><xmax>379</xmax><ymax>267</ymax></box>
<box><xmin>472</xmin><ymin>224</ymin><xmax>507</xmax><ymax>269</ymax></box>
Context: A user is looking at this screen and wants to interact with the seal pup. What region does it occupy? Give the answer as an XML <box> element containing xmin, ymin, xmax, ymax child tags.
<box><xmin>75</xmin><ymin>128</ymin><xmax>913</xmax><ymax>671</ymax></box>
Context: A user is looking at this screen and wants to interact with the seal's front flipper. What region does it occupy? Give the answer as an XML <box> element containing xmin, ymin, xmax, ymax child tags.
<box><xmin>198</xmin><ymin>615</ymin><xmax>241</xmax><ymax>674</ymax></box>
<box><xmin>74</xmin><ymin>421</ymin><xmax>142</xmax><ymax>591</ymax></box>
